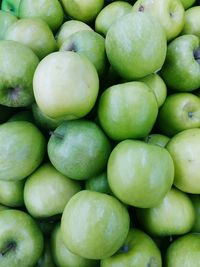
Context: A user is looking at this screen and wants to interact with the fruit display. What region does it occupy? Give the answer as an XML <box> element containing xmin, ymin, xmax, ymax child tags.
<box><xmin>0</xmin><ymin>0</ymin><xmax>200</xmax><ymax>266</ymax></box>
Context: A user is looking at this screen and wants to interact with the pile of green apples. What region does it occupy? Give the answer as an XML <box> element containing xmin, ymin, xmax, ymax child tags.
<box><xmin>0</xmin><ymin>0</ymin><xmax>200</xmax><ymax>266</ymax></box>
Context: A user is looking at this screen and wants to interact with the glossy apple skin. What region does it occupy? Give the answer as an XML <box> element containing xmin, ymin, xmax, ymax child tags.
<box><xmin>1</xmin><ymin>0</ymin><xmax>21</xmax><ymax>16</ymax></box>
<box><xmin>180</xmin><ymin>0</ymin><xmax>195</xmax><ymax>9</ymax></box>
<box><xmin>0</xmin><ymin>209</ymin><xmax>44</xmax><ymax>267</ymax></box>
<box><xmin>182</xmin><ymin>6</ymin><xmax>200</xmax><ymax>37</ymax></box>
<box><xmin>101</xmin><ymin>228</ymin><xmax>162</xmax><ymax>267</ymax></box>
<box><xmin>0</xmin><ymin>180</ymin><xmax>24</xmax><ymax>207</ymax></box>
<box><xmin>144</xmin><ymin>134</ymin><xmax>170</xmax><ymax>148</ymax></box>
<box><xmin>107</xmin><ymin>139</ymin><xmax>174</xmax><ymax>208</ymax></box>
<box><xmin>0</xmin><ymin>10</ymin><xmax>17</xmax><ymax>40</ymax></box>
<box><xmin>85</xmin><ymin>171</ymin><xmax>112</xmax><ymax>195</ymax></box>
<box><xmin>105</xmin><ymin>11</ymin><xmax>167</xmax><ymax>80</ymax></box>
<box><xmin>61</xmin><ymin>190</ymin><xmax>130</xmax><ymax>260</ymax></box>
<box><xmin>161</xmin><ymin>34</ymin><xmax>200</xmax><ymax>92</ymax></box>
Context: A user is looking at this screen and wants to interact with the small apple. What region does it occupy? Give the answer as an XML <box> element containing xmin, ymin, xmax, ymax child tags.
<box><xmin>0</xmin><ymin>10</ymin><xmax>17</xmax><ymax>40</ymax></box>
<box><xmin>33</xmin><ymin>51</ymin><xmax>99</xmax><ymax>120</ymax></box>
<box><xmin>1</xmin><ymin>0</ymin><xmax>21</xmax><ymax>16</ymax></box>
<box><xmin>85</xmin><ymin>171</ymin><xmax>112</xmax><ymax>195</ymax></box>
<box><xmin>95</xmin><ymin>1</ymin><xmax>132</xmax><ymax>36</ymax></box>
<box><xmin>60</xmin><ymin>0</ymin><xmax>104</xmax><ymax>23</ymax></box>
<box><xmin>182</xmin><ymin>6</ymin><xmax>200</xmax><ymax>38</ymax></box>
<box><xmin>0</xmin><ymin>121</ymin><xmax>46</xmax><ymax>181</ymax></box>
<box><xmin>144</xmin><ymin>133</ymin><xmax>170</xmax><ymax>148</ymax></box>
<box><xmin>24</xmin><ymin>162</ymin><xmax>81</xmax><ymax>218</ymax></box>
<box><xmin>61</xmin><ymin>190</ymin><xmax>130</xmax><ymax>259</ymax></box>
<box><xmin>4</xmin><ymin>18</ymin><xmax>57</xmax><ymax>59</ymax></box>
<box><xmin>0</xmin><ymin>209</ymin><xmax>44</xmax><ymax>267</ymax></box>
<box><xmin>105</xmin><ymin>11</ymin><xmax>167</xmax><ymax>80</ymax></box>
<box><xmin>19</xmin><ymin>0</ymin><xmax>64</xmax><ymax>32</ymax></box>
<box><xmin>0</xmin><ymin>180</ymin><xmax>24</xmax><ymax>207</ymax></box>
<box><xmin>107</xmin><ymin>139</ymin><xmax>174</xmax><ymax>208</ymax></box>
<box><xmin>190</xmin><ymin>194</ymin><xmax>200</xmax><ymax>232</ymax></box>
<box><xmin>35</xmin><ymin>238</ymin><xmax>56</xmax><ymax>267</ymax></box>
<box><xmin>180</xmin><ymin>0</ymin><xmax>195</xmax><ymax>9</ymax></box>
<box><xmin>161</xmin><ymin>34</ymin><xmax>200</xmax><ymax>92</ymax></box>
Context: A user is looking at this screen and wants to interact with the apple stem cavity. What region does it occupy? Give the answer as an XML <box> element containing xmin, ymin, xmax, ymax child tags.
<box><xmin>49</xmin><ymin>130</ymin><xmax>64</xmax><ymax>140</ymax></box>
<box><xmin>63</xmin><ymin>43</ymin><xmax>77</xmax><ymax>52</ymax></box>
<box><xmin>193</xmin><ymin>48</ymin><xmax>200</xmax><ymax>64</ymax></box>
<box><xmin>0</xmin><ymin>241</ymin><xmax>16</xmax><ymax>256</ymax></box>
<box><xmin>8</xmin><ymin>85</ymin><xmax>21</xmax><ymax>101</ymax></box>
<box><xmin>138</xmin><ymin>5</ymin><xmax>144</xmax><ymax>12</ymax></box>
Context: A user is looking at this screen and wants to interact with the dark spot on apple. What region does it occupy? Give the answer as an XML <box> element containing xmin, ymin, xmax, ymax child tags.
<box><xmin>138</xmin><ymin>5</ymin><xmax>144</xmax><ymax>12</ymax></box>
<box><xmin>8</xmin><ymin>85</ymin><xmax>22</xmax><ymax>102</ymax></box>
<box><xmin>188</xmin><ymin>111</ymin><xmax>193</xmax><ymax>118</ymax></box>
<box><xmin>169</xmin><ymin>12</ymin><xmax>173</xmax><ymax>17</ymax></box>
<box><xmin>193</xmin><ymin>47</ymin><xmax>200</xmax><ymax>64</ymax></box>
<box><xmin>118</xmin><ymin>244</ymin><xmax>129</xmax><ymax>253</ymax></box>
<box><xmin>63</xmin><ymin>42</ymin><xmax>77</xmax><ymax>52</ymax></box>
<box><xmin>146</xmin><ymin>256</ymin><xmax>158</xmax><ymax>267</ymax></box>
<box><xmin>0</xmin><ymin>241</ymin><xmax>16</xmax><ymax>256</ymax></box>
<box><xmin>49</xmin><ymin>130</ymin><xmax>64</xmax><ymax>140</ymax></box>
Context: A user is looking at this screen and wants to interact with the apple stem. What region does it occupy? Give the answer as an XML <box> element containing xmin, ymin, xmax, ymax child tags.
<box><xmin>49</xmin><ymin>130</ymin><xmax>64</xmax><ymax>140</ymax></box>
<box><xmin>138</xmin><ymin>5</ymin><xmax>144</xmax><ymax>12</ymax></box>
<box><xmin>194</xmin><ymin>48</ymin><xmax>200</xmax><ymax>64</ymax></box>
<box><xmin>0</xmin><ymin>242</ymin><xmax>16</xmax><ymax>256</ymax></box>
<box><xmin>118</xmin><ymin>244</ymin><xmax>129</xmax><ymax>253</ymax></box>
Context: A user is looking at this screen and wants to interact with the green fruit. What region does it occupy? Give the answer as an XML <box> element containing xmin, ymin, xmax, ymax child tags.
<box><xmin>0</xmin><ymin>180</ymin><xmax>24</xmax><ymax>207</ymax></box>
<box><xmin>85</xmin><ymin>171</ymin><xmax>112</xmax><ymax>194</ymax></box>
<box><xmin>0</xmin><ymin>10</ymin><xmax>17</xmax><ymax>40</ymax></box>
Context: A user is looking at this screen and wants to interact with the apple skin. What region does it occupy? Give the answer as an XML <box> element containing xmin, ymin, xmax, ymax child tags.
<box><xmin>101</xmin><ymin>228</ymin><xmax>162</xmax><ymax>267</ymax></box>
<box><xmin>165</xmin><ymin>233</ymin><xmax>200</xmax><ymax>267</ymax></box>
<box><xmin>0</xmin><ymin>121</ymin><xmax>46</xmax><ymax>181</ymax></box>
<box><xmin>180</xmin><ymin>0</ymin><xmax>195</xmax><ymax>9</ymax></box>
<box><xmin>182</xmin><ymin>6</ymin><xmax>200</xmax><ymax>38</ymax></box>
<box><xmin>61</xmin><ymin>0</ymin><xmax>104</xmax><ymax>23</ymax></box>
<box><xmin>33</xmin><ymin>51</ymin><xmax>99</xmax><ymax>120</ymax></box>
<box><xmin>60</xmin><ymin>30</ymin><xmax>108</xmax><ymax>76</ymax></box>
<box><xmin>0</xmin><ymin>10</ymin><xmax>17</xmax><ymax>40</ymax></box>
<box><xmin>136</xmin><ymin>187</ymin><xmax>195</xmax><ymax>236</ymax></box>
<box><xmin>1</xmin><ymin>0</ymin><xmax>21</xmax><ymax>16</ymax></box>
<box><xmin>51</xmin><ymin>223</ymin><xmax>99</xmax><ymax>267</ymax></box>
<box><xmin>0</xmin><ymin>180</ymin><xmax>24</xmax><ymax>207</ymax></box>
<box><xmin>61</xmin><ymin>190</ymin><xmax>130</xmax><ymax>260</ymax></box>
<box><xmin>144</xmin><ymin>133</ymin><xmax>170</xmax><ymax>148</ymax></box>
<box><xmin>0</xmin><ymin>204</ymin><xmax>10</xmax><ymax>211</ymax></box>
<box><xmin>156</xmin><ymin>93</ymin><xmax>200</xmax><ymax>136</ymax></box>
<box><xmin>161</xmin><ymin>34</ymin><xmax>200</xmax><ymax>92</ymax></box>
<box><xmin>166</xmin><ymin>128</ymin><xmax>200</xmax><ymax>193</ymax></box>
<box><xmin>105</xmin><ymin>11</ymin><xmax>167</xmax><ymax>80</ymax></box>
<box><xmin>98</xmin><ymin>81</ymin><xmax>158</xmax><ymax>141</ymax></box>
<box><xmin>95</xmin><ymin>1</ymin><xmax>132</xmax><ymax>36</ymax></box>
<box><xmin>107</xmin><ymin>139</ymin><xmax>174</xmax><ymax>208</ymax></box>
<box><xmin>19</xmin><ymin>0</ymin><xmax>64</xmax><ymax>32</ymax></box>
<box><xmin>4</xmin><ymin>18</ymin><xmax>57</xmax><ymax>59</ymax></box>
<box><xmin>85</xmin><ymin>171</ymin><xmax>112</xmax><ymax>195</ymax></box>
<box><xmin>133</xmin><ymin>0</ymin><xmax>185</xmax><ymax>41</ymax></box>
<box><xmin>190</xmin><ymin>194</ymin><xmax>200</xmax><ymax>232</ymax></box>
<box><xmin>0</xmin><ymin>40</ymin><xmax>39</xmax><ymax>107</ymax></box>
<box><xmin>24</xmin><ymin>162</ymin><xmax>81</xmax><ymax>218</ymax></box>
<box><xmin>0</xmin><ymin>209</ymin><xmax>44</xmax><ymax>267</ymax></box>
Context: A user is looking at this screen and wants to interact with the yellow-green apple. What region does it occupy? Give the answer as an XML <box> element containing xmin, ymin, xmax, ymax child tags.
<box><xmin>0</xmin><ymin>180</ymin><xmax>24</xmax><ymax>207</ymax></box>
<box><xmin>182</xmin><ymin>6</ymin><xmax>200</xmax><ymax>37</ymax></box>
<box><xmin>180</xmin><ymin>0</ymin><xmax>195</xmax><ymax>9</ymax></box>
<box><xmin>0</xmin><ymin>10</ymin><xmax>17</xmax><ymax>39</ymax></box>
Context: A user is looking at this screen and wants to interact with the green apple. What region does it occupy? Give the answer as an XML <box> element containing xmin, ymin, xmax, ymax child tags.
<box><xmin>144</xmin><ymin>133</ymin><xmax>170</xmax><ymax>148</ymax></box>
<box><xmin>1</xmin><ymin>0</ymin><xmax>21</xmax><ymax>16</ymax></box>
<box><xmin>180</xmin><ymin>0</ymin><xmax>195</xmax><ymax>9</ymax></box>
<box><xmin>0</xmin><ymin>204</ymin><xmax>10</xmax><ymax>211</ymax></box>
<box><xmin>8</xmin><ymin>109</ymin><xmax>34</xmax><ymax>122</ymax></box>
<box><xmin>133</xmin><ymin>0</ymin><xmax>185</xmax><ymax>41</ymax></box>
<box><xmin>101</xmin><ymin>228</ymin><xmax>162</xmax><ymax>267</ymax></box>
<box><xmin>0</xmin><ymin>10</ymin><xmax>17</xmax><ymax>40</ymax></box>
<box><xmin>182</xmin><ymin>6</ymin><xmax>200</xmax><ymax>38</ymax></box>
<box><xmin>165</xmin><ymin>233</ymin><xmax>200</xmax><ymax>266</ymax></box>
<box><xmin>61</xmin><ymin>190</ymin><xmax>130</xmax><ymax>259</ymax></box>
<box><xmin>161</xmin><ymin>34</ymin><xmax>200</xmax><ymax>92</ymax></box>
<box><xmin>61</xmin><ymin>0</ymin><xmax>104</xmax><ymax>23</ymax></box>
<box><xmin>95</xmin><ymin>1</ymin><xmax>132</xmax><ymax>36</ymax></box>
<box><xmin>85</xmin><ymin>171</ymin><xmax>112</xmax><ymax>195</ymax></box>
<box><xmin>60</xmin><ymin>30</ymin><xmax>107</xmax><ymax>76</ymax></box>
<box><xmin>105</xmin><ymin>11</ymin><xmax>167</xmax><ymax>80</ymax></box>
<box><xmin>51</xmin><ymin>223</ymin><xmax>99</xmax><ymax>267</ymax></box>
<box><xmin>156</xmin><ymin>93</ymin><xmax>200</xmax><ymax>136</ymax></box>
<box><xmin>35</xmin><ymin>238</ymin><xmax>56</xmax><ymax>267</ymax></box>
<box><xmin>33</xmin><ymin>51</ymin><xmax>99</xmax><ymax>120</ymax></box>
<box><xmin>0</xmin><ymin>40</ymin><xmax>39</xmax><ymax>107</ymax></box>
<box><xmin>0</xmin><ymin>180</ymin><xmax>24</xmax><ymax>207</ymax></box>
<box><xmin>138</xmin><ymin>73</ymin><xmax>167</xmax><ymax>108</ymax></box>
<box><xmin>0</xmin><ymin>209</ymin><xmax>44</xmax><ymax>267</ymax></box>
<box><xmin>4</xmin><ymin>18</ymin><xmax>57</xmax><ymax>59</ymax></box>
<box><xmin>136</xmin><ymin>187</ymin><xmax>195</xmax><ymax>236</ymax></box>
<box><xmin>107</xmin><ymin>139</ymin><xmax>174</xmax><ymax>208</ymax></box>
<box><xmin>19</xmin><ymin>0</ymin><xmax>64</xmax><ymax>32</ymax></box>
<box><xmin>98</xmin><ymin>81</ymin><xmax>158</xmax><ymax>141</ymax></box>
<box><xmin>37</xmin><ymin>219</ymin><xmax>57</xmax><ymax>237</ymax></box>
<box><xmin>48</xmin><ymin>120</ymin><xmax>111</xmax><ymax>180</ymax></box>
<box><xmin>166</xmin><ymin>128</ymin><xmax>200</xmax><ymax>193</ymax></box>
<box><xmin>0</xmin><ymin>121</ymin><xmax>46</xmax><ymax>181</ymax></box>
<box><xmin>24</xmin><ymin>162</ymin><xmax>81</xmax><ymax>218</ymax></box>
<box><xmin>56</xmin><ymin>20</ymin><xmax>93</xmax><ymax>48</ymax></box>
<box><xmin>190</xmin><ymin>194</ymin><xmax>200</xmax><ymax>232</ymax></box>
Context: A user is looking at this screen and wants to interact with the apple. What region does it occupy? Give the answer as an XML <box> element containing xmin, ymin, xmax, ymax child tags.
<box><xmin>180</xmin><ymin>0</ymin><xmax>195</xmax><ymax>9</ymax></box>
<box><xmin>144</xmin><ymin>133</ymin><xmax>170</xmax><ymax>148</ymax></box>
<box><xmin>0</xmin><ymin>10</ymin><xmax>17</xmax><ymax>40</ymax></box>
<box><xmin>0</xmin><ymin>204</ymin><xmax>10</xmax><ymax>211</ymax></box>
<box><xmin>136</xmin><ymin>187</ymin><xmax>195</xmax><ymax>236</ymax></box>
<box><xmin>35</xmin><ymin>238</ymin><xmax>56</xmax><ymax>267</ymax></box>
<box><xmin>165</xmin><ymin>233</ymin><xmax>200</xmax><ymax>266</ymax></box>
<box><xmin>48</xmin><ymin>120</ymin><xmax>111</xmax><ymax>180</ymax></box>
<box><xmin>0</xmin><ymin>40</ymin><xmax>39</xmax><ymax>107</ymax></box>
<box><xmin>107</xmin><ymin>139</ymin><xmax>174</xmax><ymax>208</ymax></box>
<box><xmin>1</xmin><ymin>0</ymin><xmax>21</xmax><ymax>16</ymax></box>
<box><xmin>95</xmin><ymin>1</ymin><xmax>132</xmax><ymax>36</ymax></box>
<box><xmin>190</xmin><ymin>194</ymin><xmax>200</xmax><ymax>232</ymax></box>
<box><xmin>18</xmin><ymin>0</ymin><xmax>64</xmax><ymax>32</ymax></box>
<box><xmin>166</xmin><ymin>128</ymin><xmax>200</xmax><ymax>193</ymax></box>
<box><xmin>0</xmin><ymin>121</ymin><xmax>46</xmax><ymax>181</ymax></box>
<box><xmin>56</xmin><ymin>20</ymin><xmax>93</xmax><ymax>48</ymax></box>
<box><xmin>138</xmin><ymin>73</ymin><xmax>167</xmax><ymax>108</ymax></box>
<box><xmin>101</xmin><ymin>228</ymin><xmax>162</xmax><ymax>267</ymax></box>
<box><xmin>60</xmin><ymin>30</ymin><xmax>107</xmax><ymax>76</ymax></box>
<box><xmin>0</xmin><ymin>179</ymin><xmax>24</xmax><ymax>207</ymax></box>
<box><xmin>85</xmin><ymin>171</ymin><xmax>112</xmax><ymax>195</ymax></box>
<box><xmin>132</xmin><ymin>0</ymin><xmax>185</xmax><ymax>41</ymax></box>
<box><xmin>105</xmin><ymin>11</ymin><xmax>167</xmax><ymax>80</ymax></box>
<box><xmin>156</xmin><ymin>92</ymin><xmax>200</xmax><ymax>136</ymax></box>
<box><xmin>60</xmin><ymin>0</ymin><xmax>104</xmax><ymax>23</ymax></box>
<box><xmin>61</xmin><ymin>190</ymin><xmax>130</xmax><ymax>259</ymax></box>
<box><xmin>0</xmin><ymin>209</ymin><xmax>44</xmax><ymax>267</ymax></box>
<box><xmin>98</xmin><ymin>81</ymin><xmax>158</xmax><ymax>141</ymax></box>
<box><xmin>33</xmin><ymin>51</ymin><xmax>99</xmax><ymax>120</ymax></box>
<box><xmin>182</xmin><ymin>6</ymin><xmax>200</xmax><ymax>38</ymax></box>
<box><xmin>24</xmin><ymin>162</ymin><xmax>81</xmax><ymax>218</ymax></box>
<box><xmin>4</xmin><ymin>18</ymin><xmax>57</xmax><ymax>59</ymax></box>
<box><xmin>51</xmin><ymin>223</ymin><xmax>99</xmax><ymax>267</ymax></box>
<box><xmin>161</xmin><ymin>34</ymin><xmax>200</xmax><ymax>92</ymax></box>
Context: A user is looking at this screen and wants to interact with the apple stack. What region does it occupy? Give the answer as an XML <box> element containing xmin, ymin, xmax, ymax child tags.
<box><xmin>0</xmin><ymin>0</ymin><xmax>200</xmax><ymax>266</ymax></box>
